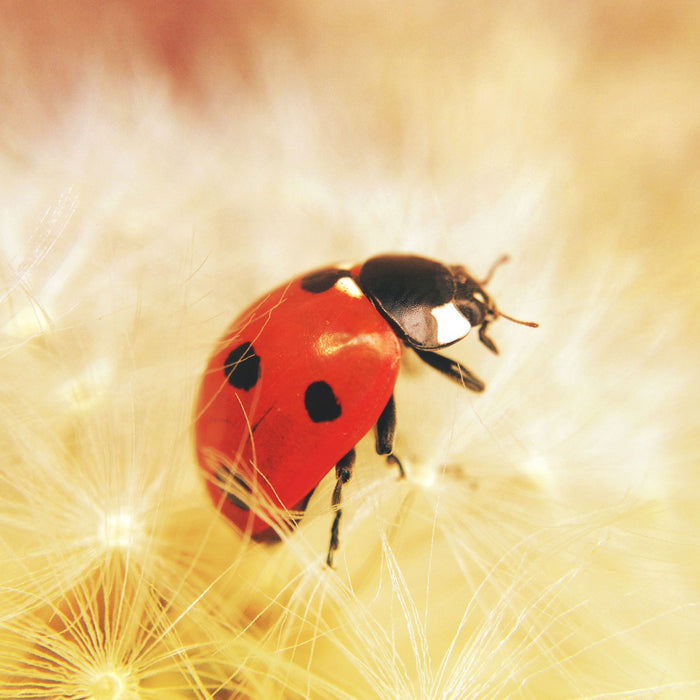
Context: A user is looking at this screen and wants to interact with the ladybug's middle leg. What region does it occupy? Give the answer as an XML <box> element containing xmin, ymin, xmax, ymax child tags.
<box><xmin>374</xmin><ymin>394</ymin><xmax>405</xmax><ymax>477</ymax></box>
<box><xmin>327</xmin><ymin>448</ymin><xmax>355</xmax><ymax>567</ymax></box>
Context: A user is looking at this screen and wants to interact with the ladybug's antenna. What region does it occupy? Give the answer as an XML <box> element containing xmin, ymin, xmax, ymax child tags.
<box><xmin>497</xmin><ymin>310</ymin><xmax>539</xmax><ymax>328</ymax></box>
<box><xmin>479</xmin><ymin>253</ymin><xmax>539</xmax><ymax>329</ymax></box>
<box><xmin>480</xmin><ymin>254</ymin><xmax>511</xmax><ymax>286</ymax></box>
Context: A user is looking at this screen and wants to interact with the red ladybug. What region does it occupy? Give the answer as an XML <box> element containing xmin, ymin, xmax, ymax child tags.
<box><xmin>194</xmin><ymin>254</ymin><xmax>536</xmax><ymax>566</ymax></box>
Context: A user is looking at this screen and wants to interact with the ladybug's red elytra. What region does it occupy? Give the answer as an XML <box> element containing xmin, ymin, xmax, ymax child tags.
<box><xmin>194</xmin><ymin>253</ymin><xmax>537</xmax><ymax>566</ymax></box>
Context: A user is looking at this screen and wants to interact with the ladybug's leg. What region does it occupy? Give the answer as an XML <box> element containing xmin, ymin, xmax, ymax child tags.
<box><xmin>412</xmin><ymin>348</ymin><xmax>485</xmax><ymax>392</ymax></box>
<box><xmin>478</xmin><ymin>321</ymin><xmax>499</xmax><ymax>354</ymax></box>
<box><xmin>374</xmin><ymin>395</ymin><xmax>405</xmax><ymax>477</ymax></box>
<box><xmin>327</xmin><ymin>448</ymin><xmax>355</xmax><ymax>567</ymax></box>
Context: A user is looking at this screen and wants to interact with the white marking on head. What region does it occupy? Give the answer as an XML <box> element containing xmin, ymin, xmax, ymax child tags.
<box><xmin>431</xmin><ymin>302</ymin><xmax>472</xmax><ymax>345</ymax></box>
<box><xmin>335</xmin><ymin>276</ymin><xmax>364</xmax><ymax>298</ymax></box>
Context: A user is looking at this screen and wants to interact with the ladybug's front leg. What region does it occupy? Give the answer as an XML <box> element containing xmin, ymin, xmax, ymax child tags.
<box><xmin>327</xmin><ymin>448</ymin><xmax>355</xmax><ymax>567</ymax></box>
<box><xmin>412</xmin><ymin>348</ymin><xmax>485</xmax><ymax>393</ymax></box>
<box><xmin>375</xmin><ymin>395</ymin><xmax>405</xmax><ymax>477</ymax></box>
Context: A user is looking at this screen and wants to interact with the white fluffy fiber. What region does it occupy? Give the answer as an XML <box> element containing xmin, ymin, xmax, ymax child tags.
<box><xmin>1</xmin><ymin>2</ymin><xmax>698</xmax><ymax>698</ymax></box>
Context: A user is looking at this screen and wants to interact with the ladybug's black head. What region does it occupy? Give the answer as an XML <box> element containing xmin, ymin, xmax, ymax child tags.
<box><xmin>358</xmin><ymin>254</ymin><xmax>536</xmax><ymax>352</ymax></box>
<box><xmin>450</xmin><ymin>264</ymin><xmax>495</xmax><ymax>325</ymax></box>
<box><xmin>448</xmin><ymin>263</ymin><xmax>501</xmax><ymax>353</ymax></box>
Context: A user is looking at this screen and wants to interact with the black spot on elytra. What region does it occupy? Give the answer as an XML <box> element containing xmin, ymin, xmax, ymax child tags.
<box><xmin>300</xmin><ymin>267</ymin><xmax>349</xmax><ymax>294</ymax></box>
<box><xmin>215</xmin><ymin>465</ymin><xmax>252</xmax><ymax>511</ymax></box>
<box><xmin>224</xmin><ymin>342</ymin><xmax>260</xmax><ymax>391</ymax></box>
<box><xmin>304</xmin><ymin>381</ymin><xmax>342</xmax><ymax>423</ymax></box>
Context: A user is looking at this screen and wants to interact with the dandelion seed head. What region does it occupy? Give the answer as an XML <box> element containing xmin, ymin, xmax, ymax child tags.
<box><xmin>99</xmin><ymin>510</ymin><xmax>142</xmax><ymax>552</ymax></box>
<box><xmin>3</xmin><ymin>304</ymin><xmax>52</xmax><ymax>338</ymax></box>
<box><xmin>410</xmin><ymin>461</ymin><xmax>438</xmax><ymax>489</ymax></box>
<box><xmin>58</xmin><ymin>358</ymin><xmax>115</xmax><ymax>412</ymax></box>
<box><xmin>520</xmin><ymin>453</ymin><xmax>556</xmax><ymax>494</ymax></box>
<box><xmin>86</xmin><ymin>667</ymin><xmax>138</xmax><ymax>700</ymax></box>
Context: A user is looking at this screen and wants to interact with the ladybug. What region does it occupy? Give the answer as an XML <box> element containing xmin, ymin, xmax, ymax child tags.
<box><xmin>194</xmin><ymin>253</ymin><xmax>536</xmax><ymax>566</ymax></box>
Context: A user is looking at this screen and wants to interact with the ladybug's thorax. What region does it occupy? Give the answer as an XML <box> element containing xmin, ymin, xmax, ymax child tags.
<box><xmin>357</xmin><ymin>254</ymin><xmax>478</xmax><ymax>350</ymax></box>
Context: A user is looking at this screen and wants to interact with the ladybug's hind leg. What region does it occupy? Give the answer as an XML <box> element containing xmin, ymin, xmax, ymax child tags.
<box><xmin>327</xmin><ymin>448</ymin><xmax>355</xmax><ymax>567</ymax></box>
<box><xmin>375</xmin><ymin>395</ymin><xmax>405</xmax><ymax>477</ymax></box>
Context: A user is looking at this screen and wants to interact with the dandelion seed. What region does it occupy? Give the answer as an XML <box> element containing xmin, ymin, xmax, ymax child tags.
<box><xmin>100</xmin><ymin>511</ymin><xmax>140</xmax><ymax>552</ymax></box>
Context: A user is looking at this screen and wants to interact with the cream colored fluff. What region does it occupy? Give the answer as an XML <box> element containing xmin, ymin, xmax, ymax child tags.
<box><xmin>1</xmin><ymin>2</ymin><xmax>698</xmax><ymax>698</ymax></box>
